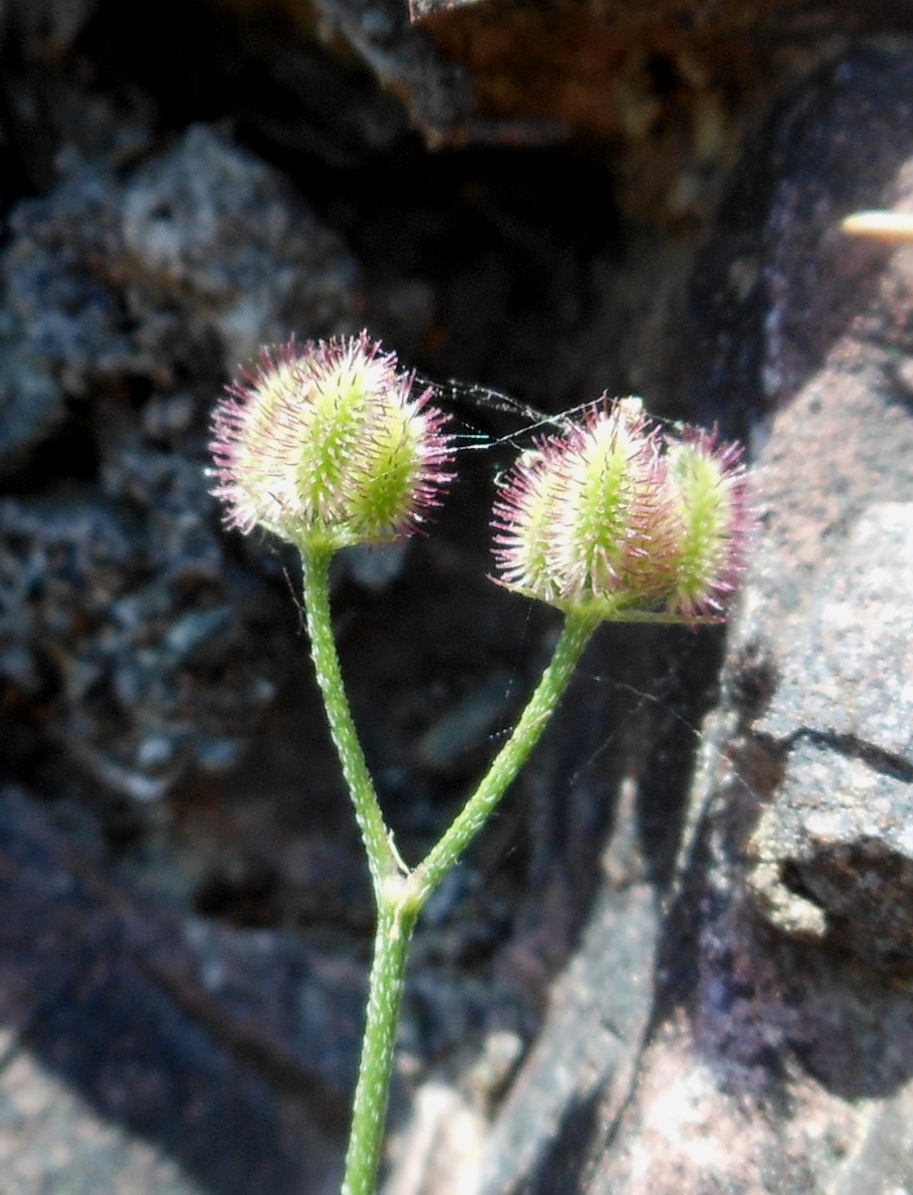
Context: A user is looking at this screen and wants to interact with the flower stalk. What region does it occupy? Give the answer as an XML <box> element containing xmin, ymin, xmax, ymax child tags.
<box><xmin>298</xmin><ymin>546</ymin><xmax>402</xmax><ymax>894</ymax></box>
<box><xmin>410</xmin><ymin>609</ymin><xmax>600</xmax><ymax>907</ymax></box>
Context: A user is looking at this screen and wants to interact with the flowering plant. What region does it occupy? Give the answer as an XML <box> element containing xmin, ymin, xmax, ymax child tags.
<box><xmin>210</xmin><ymin>332</ymin><xmax>750</xmax><ymax>1195</ymax></box>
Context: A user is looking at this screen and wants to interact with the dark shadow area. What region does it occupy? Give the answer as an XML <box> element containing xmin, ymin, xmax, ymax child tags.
<box><xmin>0</xmin><ymin>788</ymin><xmax>353</xmax><ymax>1195</ymax></box>
<box><xmin>522</xmin><ymin>1089</ymin><xmax>602</xmax><ymax>1195</ymax></box>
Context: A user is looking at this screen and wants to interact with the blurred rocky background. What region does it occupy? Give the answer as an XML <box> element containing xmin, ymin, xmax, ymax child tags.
<box><xmin>1</xmin><ymin>1</ymin><xmax>913</xmax><ymax>1192</ymax></box>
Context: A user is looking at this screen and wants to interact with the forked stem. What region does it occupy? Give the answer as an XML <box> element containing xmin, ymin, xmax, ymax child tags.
<box><xmin>296</xmin><ymin>566</ymin><xmax>600</xmax><ymax>1195</ymax></box>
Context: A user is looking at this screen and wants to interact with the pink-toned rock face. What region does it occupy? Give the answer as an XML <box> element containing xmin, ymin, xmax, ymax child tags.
<box><xmin>481</xmin><ymin>46</ymin><xmax>913</xmax><ymax>1195</ymax></box>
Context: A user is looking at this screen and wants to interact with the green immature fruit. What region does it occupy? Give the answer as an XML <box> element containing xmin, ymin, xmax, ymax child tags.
<box><xmin>210</xmin><ymin>332</ymin><xmax>454</xmax><ymax>553</ymax></box>
<box><xmin>491</xmin><ymin>399</ymin><xmax>749</xmax><ymax>624</ymax></box>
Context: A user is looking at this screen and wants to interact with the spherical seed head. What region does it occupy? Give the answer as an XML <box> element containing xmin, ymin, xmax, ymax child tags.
<box><xmin>494</xmin><ymin>400</ymin><xmax>676</xmax><ymax>618</ymax></box>
<box><xmin>492</xmin><ymin>400</ymin><xmax>751</xmax><ymax>624</ymax></box>
<box><xmin>210</xmin><ymin>333</ymin><xmax>454</xmax><ymax>552</ymax></box>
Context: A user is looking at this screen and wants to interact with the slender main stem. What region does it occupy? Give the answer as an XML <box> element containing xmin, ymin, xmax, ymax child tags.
<box><xmin>299</xmin><ymin>546</ymin><xmax>402</xmax><ymax>892</ymax></box>
<box><xmin>341</xmin><ymin>887</ymin><xmax>419</xmax><ymax>1195</ymax></box>
<box><xmin>409</xmin><ymin>610</ymin><xmax>599</xmax><ymax>907</ymax></box>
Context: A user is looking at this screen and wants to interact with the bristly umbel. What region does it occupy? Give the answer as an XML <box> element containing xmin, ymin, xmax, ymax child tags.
<box><xmin>210</xmin><ymin>332</ymin><xmax>454</xmax><ymax>553</ymax></box>
<box><xmin>491</xmin><ymin>398</ymin><xmax>750</xmax><ymax>623</ymax></box>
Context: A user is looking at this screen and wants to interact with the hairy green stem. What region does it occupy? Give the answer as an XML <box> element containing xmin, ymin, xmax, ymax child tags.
<box><xmin>410</xmin><ymin>610</ymin><xmax>599</xmax><ymax>907</ymax></box>
<box><xmin>341</xmin><ymin>887</ymin><xmax>418</xmax><ymax>1195</ymax></box>
<box><xmin>299</xmin><ymin>546</ymin><xmax>402</xmax><ymax>893</ymax></box>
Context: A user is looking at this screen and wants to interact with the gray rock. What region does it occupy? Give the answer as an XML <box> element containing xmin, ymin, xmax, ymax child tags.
<box><xmin>120</xmin><ymin>124</ymin><xmax>361</xmax><ymax>370</ymax></box>
<box><xmin>0</xmin><ymin>315</ymin><xmax>66</xmax><ymax>478</ymax></box>
<box><xmin>2</xmin><ymin>123</ymin><xmax>360</xmax><ymax>401</ymax></box>
<box><xmin>744</xmin><ymin>504</ymin><xmax>913</xmax><ymax>967</ymax></box>
<box><xmin>0</xmin><ymin>121</ymin><xmax>366</xmax><ymax>801</ymax></box>
<box><xmin>479</xmin><ymin>879</ymin><xmax>659</xmax><ymax>1195</ymax></box>
<box><xmin>747</xmin><ymin>736</ymin><xmax>913</xmax><ymax>965</ymax></box>
<box><xmin>757</xmin><ymin>502</ymin><xmax>913</xmax><ymax>762</ymax></box>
